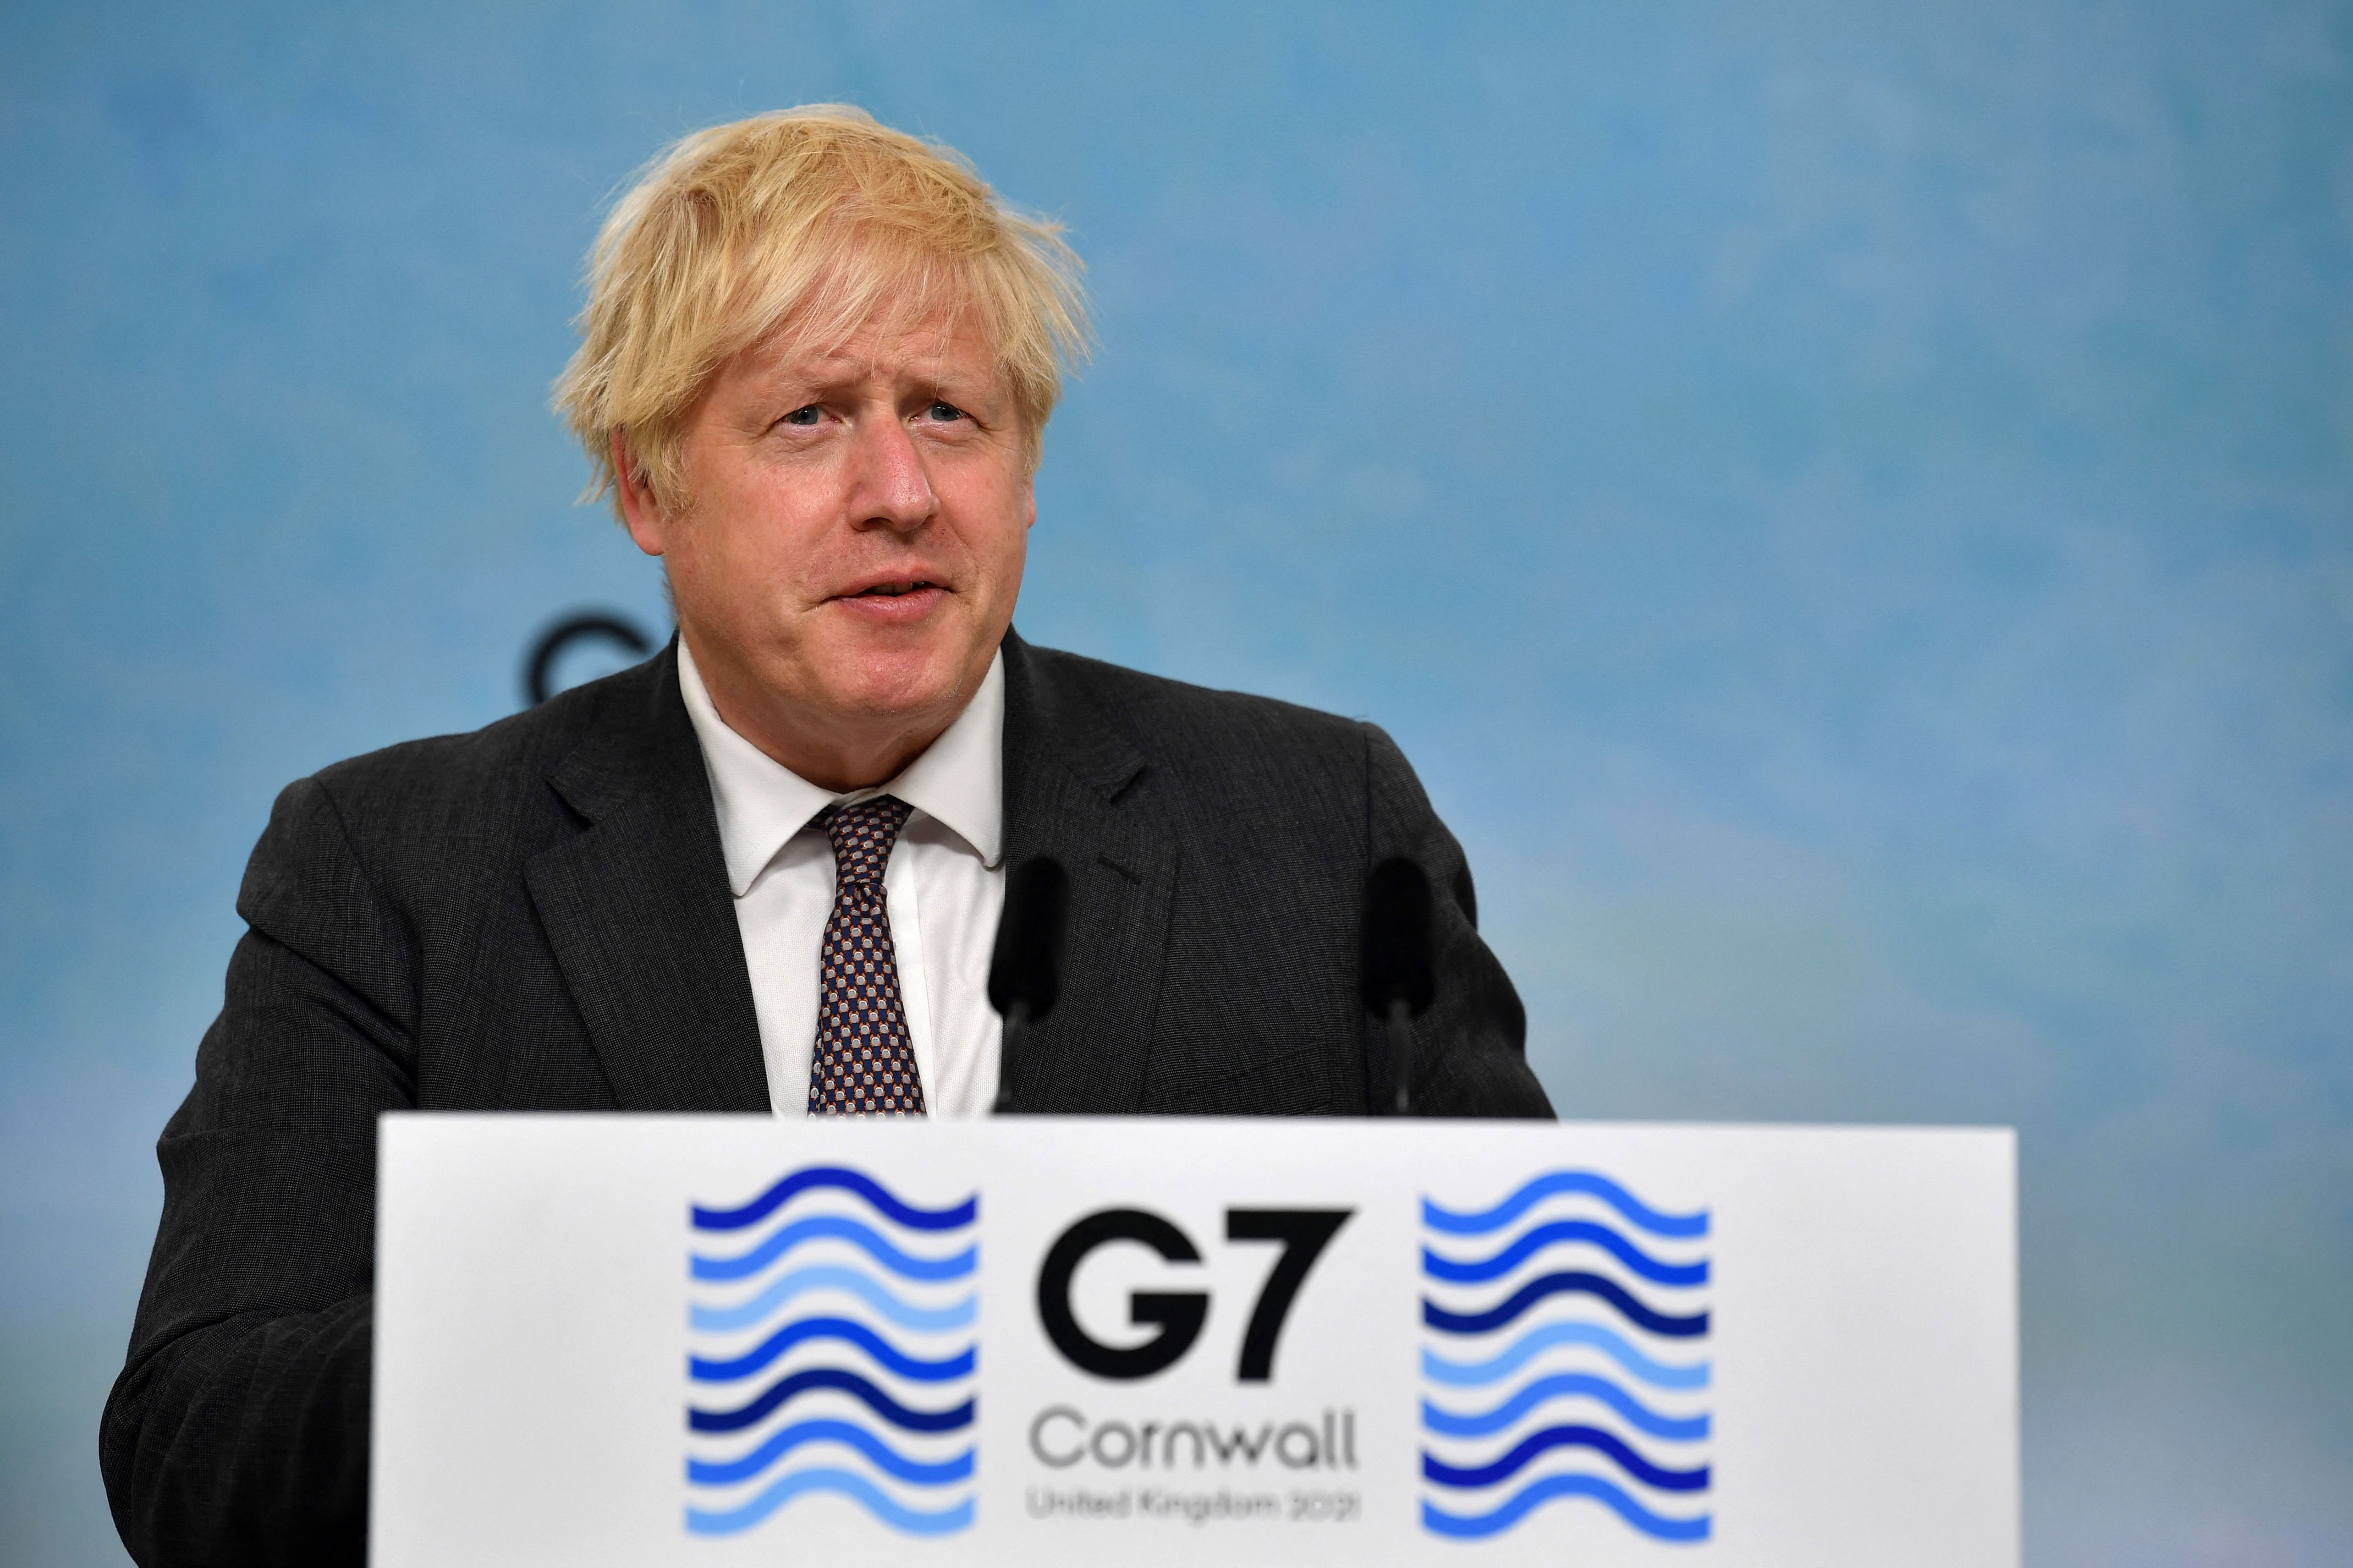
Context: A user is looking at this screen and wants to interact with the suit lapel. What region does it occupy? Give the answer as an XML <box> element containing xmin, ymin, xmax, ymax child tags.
<box><xmin>525</xmin><ymin>643</ymin><xmax>771</xmax><ymax>1112</ymax></box>
<box><xmin>998</xmin><ymin>631</ymin><xmax>1180</xmax><ymax>1112</ymax></box>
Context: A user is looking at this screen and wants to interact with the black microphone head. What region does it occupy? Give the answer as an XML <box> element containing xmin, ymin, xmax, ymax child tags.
<box><xmin>988</xmin><ymin>856</ymin><xmax>1070</xmax><ymax>1021</ymax></box>
<box><xmin>1361</xmin><ymin>856</ymin><xmax>1436</xmax><ymax>1019</ymax></box>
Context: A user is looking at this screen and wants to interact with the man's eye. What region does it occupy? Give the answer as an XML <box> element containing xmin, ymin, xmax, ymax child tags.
<box><xmin>781</xmin><ymin>406</ymin><xmax>820</xmax><ymax>427</ymax></box>
<box><xmin>925</xmin><ymin>401</ymin><xmax>966</xmax><ymax>422</ymax></box>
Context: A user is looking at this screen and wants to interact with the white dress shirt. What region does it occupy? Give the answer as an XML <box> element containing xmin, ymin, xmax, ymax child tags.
<box><xmin>676</xmin><ymin>639</ymin><xmax>1005</xmax><ymax>1116</ymax></box>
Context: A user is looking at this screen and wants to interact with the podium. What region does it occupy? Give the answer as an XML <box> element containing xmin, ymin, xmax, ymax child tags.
<box><xmin>373</xmin><ymin>1117</ymin><xmax>2017</xmax><ymax>1565</ymax></box>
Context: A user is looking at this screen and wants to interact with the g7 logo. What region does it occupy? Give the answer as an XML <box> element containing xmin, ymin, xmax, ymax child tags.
<box><xmin>1036</xmin><ymin>1208</ymin><xmax>1352</xmax><ymax>1382</ymax></box>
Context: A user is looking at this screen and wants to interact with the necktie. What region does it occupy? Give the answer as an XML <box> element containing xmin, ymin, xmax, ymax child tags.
<box><xmin>807</xmin><ymin>795</ymin><xmax>928</xmax><ymax>1115</ymax></box>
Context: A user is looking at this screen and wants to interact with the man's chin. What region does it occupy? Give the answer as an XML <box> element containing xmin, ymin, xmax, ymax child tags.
<box><xmin>815</xmin><ymin>647</ymin><xmax>984</xmax><ymax>727</ymax></box>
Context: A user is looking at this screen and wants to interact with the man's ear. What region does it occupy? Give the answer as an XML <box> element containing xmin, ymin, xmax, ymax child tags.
<box><xmin>611</xmin><ymin>428</ymin><xmax>669</xmax><ymax>557</ymax></box>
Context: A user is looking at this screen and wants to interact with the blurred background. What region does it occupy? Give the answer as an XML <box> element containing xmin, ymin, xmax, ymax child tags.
<box><xmin>3</xmin><ymin>2</ymin><xmax>2348</xmax><ymax>1562</ymax></box>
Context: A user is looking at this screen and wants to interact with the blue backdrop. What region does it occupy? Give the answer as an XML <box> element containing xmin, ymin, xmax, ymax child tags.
<box><xmin>4</xmin><ymin>3</ymin><xmax>2348</xmax><ymax>1563</ymax></box>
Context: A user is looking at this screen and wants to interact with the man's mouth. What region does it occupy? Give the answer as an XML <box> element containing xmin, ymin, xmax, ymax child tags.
<box><xmin>854</xmin><ymin>581</ymin><xmax>937</xmax><ymax>597</ymax></box>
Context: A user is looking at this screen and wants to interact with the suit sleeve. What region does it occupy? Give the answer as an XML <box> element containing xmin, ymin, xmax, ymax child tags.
<box><xmin>101</xmin><ymin>776</ymin><xmax>418</xmax><ymax>1567</ymax></box>
<box><xmin>1363</xmin><ymin>724</ymin><xmax>1556</xmax><ymax>1118</ymax></box>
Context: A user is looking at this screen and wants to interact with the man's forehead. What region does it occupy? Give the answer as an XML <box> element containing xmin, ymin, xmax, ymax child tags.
<box><xmin>738</xmin><ymin>307</ymin><xmax>999</xmax><ymax>388</ymax></box>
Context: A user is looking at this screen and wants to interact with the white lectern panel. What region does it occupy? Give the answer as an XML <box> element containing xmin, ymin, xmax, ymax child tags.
<box><xmin>374</xmin><ymin>1117</ymin><xmax>2015</xmax><ymax>1566</ymax></box>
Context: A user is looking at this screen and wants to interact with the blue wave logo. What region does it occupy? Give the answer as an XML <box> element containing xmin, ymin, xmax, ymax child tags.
<box><xmin>1419</xmin><ymin>1171</ymin><xmax>1713</xmax><ymax>1544</ymax></box>
<box><xmin>685</xmin><ymin>1167</ymin><xmax>978</xmax><ymax>1537</ymax></box>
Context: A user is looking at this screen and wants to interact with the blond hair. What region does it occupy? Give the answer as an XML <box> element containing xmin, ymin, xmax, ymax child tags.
<box><xmin>554</xmin><ymin>105</ymin><xmax>1089</xmax><ymax>514</ymax></box>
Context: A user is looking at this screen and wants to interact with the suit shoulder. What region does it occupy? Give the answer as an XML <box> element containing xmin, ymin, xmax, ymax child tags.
<box><xmin>301</xmin><ymin>656</ymin><xmax>655</xmax><ymax>833</ymax></box>
<box><xmin>1024</xmin><ymin>642</ymin><xmax>1368</xmax><ymax>754</ymax></box>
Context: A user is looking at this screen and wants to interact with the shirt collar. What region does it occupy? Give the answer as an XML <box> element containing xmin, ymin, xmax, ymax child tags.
<box><xmin>677</xmin><ymin>636</ymin><xmax>1006</xmax><ymax>897</ymax></box>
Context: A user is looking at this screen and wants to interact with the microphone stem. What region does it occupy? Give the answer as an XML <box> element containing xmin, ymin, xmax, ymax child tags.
<box><xmin>993</xmin><ymin>998</ymin><xmax>1032</xmax><ymax>1115</ymax></box>
<box><xmin>1385</xmin><ymin>998</ymin><xmax>1414</xmax><ymax>1116</ymax></box>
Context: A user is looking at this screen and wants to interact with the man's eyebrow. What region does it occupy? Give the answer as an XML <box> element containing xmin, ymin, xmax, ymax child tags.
<box><xmin>749</xmin><ymin>354</ymin><xmax>993</xmax><ymax>395</ymax></box>
<box><xmin>920</xmin><ymin>373</ymin><xmax>994</xmax><ymax>402</ymax></box>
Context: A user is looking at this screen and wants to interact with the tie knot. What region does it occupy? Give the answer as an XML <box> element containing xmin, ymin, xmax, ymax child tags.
<box><xmin>821</xmin><ymin>795</ymin><xmax>913</xmax><ymax>887</ymax></box>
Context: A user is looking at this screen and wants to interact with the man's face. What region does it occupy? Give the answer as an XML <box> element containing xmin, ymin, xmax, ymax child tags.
<box><xmin>620</xmin><ymin>307</ymin><xmax>1034</xmax><ymax>786</ymax></box>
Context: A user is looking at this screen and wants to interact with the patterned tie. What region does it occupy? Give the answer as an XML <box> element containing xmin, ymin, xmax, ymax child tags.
<box><xmin>807</xmin><ymin>795</ymin><xmax>928</xmax><ymax>1115</ymax></box>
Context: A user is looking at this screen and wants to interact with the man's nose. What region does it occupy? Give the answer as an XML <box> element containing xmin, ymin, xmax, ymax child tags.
<box><xmin>846</xmin><ymin>412</ymin><xmax>938</xmax><ymax>532</ymax></box>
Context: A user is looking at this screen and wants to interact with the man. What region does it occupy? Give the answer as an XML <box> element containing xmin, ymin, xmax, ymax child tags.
<box><xmin>102</xmin><ymin>106</ymin><xmax>1550</xmax><ymax>1566</ymax></box>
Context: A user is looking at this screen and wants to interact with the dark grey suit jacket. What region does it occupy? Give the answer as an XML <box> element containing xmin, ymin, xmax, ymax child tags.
<box><xmin>101</xmin><ymin>631</ymin><xmax>1550</xmax><ymax>1566</ymax></box>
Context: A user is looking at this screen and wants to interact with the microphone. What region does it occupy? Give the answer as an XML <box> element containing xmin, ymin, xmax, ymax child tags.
<box><xmin>1360</xmin><ymin>857</ymin><xmax>1435</xmax><ymax>1115</ymax></box>
<box><xmin>989</xmin><ymin>856</ymin><xmax>1070</xmax><ymax>1113</ymax></box>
